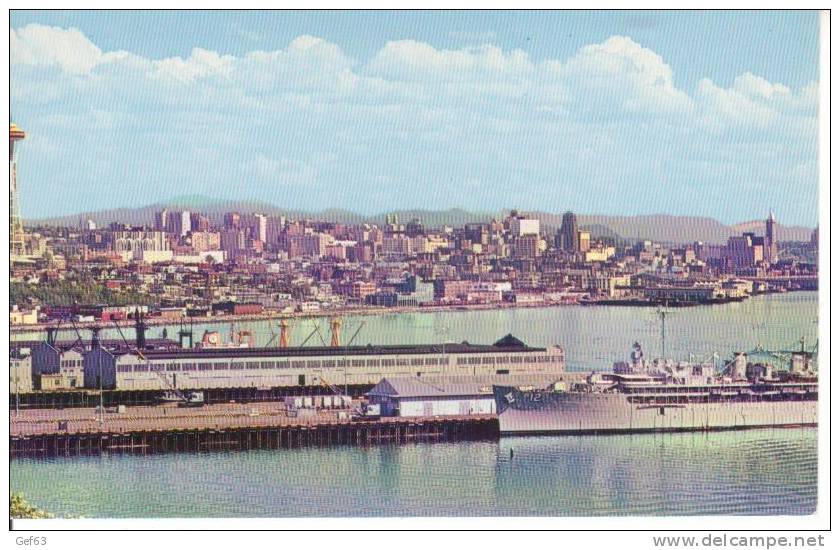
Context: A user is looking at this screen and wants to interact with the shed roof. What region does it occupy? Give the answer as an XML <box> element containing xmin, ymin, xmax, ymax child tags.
<box><xmin>367</xmin><ymin>374</ymin><xmax>559</xmax><ymax>399</ymax></box>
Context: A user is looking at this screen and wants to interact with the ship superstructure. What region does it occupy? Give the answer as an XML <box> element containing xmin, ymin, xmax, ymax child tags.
<box><xmin>494</xmin><ymin>342</ymin><xmax>817</xmax><ymax>435</ymax></box>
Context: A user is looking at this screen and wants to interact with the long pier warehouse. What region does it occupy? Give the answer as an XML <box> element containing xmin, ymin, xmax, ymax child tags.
<box><xmin>11</xmin><ymin>320</ymin><xmax>565</xmax><ymax>409</ymax></box>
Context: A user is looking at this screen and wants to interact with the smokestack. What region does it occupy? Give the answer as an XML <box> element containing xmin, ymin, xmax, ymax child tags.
<box><xmin>330</xmin><ymin>317</ymin><xmax>342</xmax><ymax>347</ymax></box>
<box><xmin>279</xmin><ymin>319</ymin><xmax>290</xmax><ymax>348</ymax></box>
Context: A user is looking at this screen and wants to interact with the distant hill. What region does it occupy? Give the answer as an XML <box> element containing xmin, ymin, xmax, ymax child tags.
<box><xmin>28</xmin><ymin>195</ymin><xmax>814</xmax><ymax>245</ymax></box>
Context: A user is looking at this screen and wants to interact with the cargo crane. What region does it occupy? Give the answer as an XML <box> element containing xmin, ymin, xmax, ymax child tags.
<box><xmin>113</xmin><ymin>311</ymin><xmax>204</xmax><ymax>407</ymax></box>
<box><xmin>265</xmin><ymin>319</ymin><xmax>294</xmax><ymax>348</ymax></box>
<box><xmin>313</xmin><ymin>319</ymin><xmax>378</xmax><ymax>419</ymax></box>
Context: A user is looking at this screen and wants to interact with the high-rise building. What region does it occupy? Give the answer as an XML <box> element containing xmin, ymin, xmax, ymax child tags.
<box><xmin>9</xmin><ymin>123</ymin><xmax>26</xmax><ymax>256</ymax></box>
<box><xmin>510</xmin><ymin>215</ymin><xmax>540</xmax><ymax>237</ymax></box>
<box><xmin>512</xmin><ymin>234</ymin><xmax>540</xmax><ymax>259</ymax></box>
<box><xmin>179</xmin><ymin>210</ymin><xmax>192</xmax><ymax>236</ymax></box>
<box><xmin>159</xmin><ymin>209</ymin><xmax>191</xmax><ymax>236</ymax></box>
<box><xmin>405</xmin><ymin>218</ymin><xmax>425</xmax><ymax>237</ymax></box>
<box><xmin>559</xmin><ymin>211</ymin><xmax>579</xmax><ymax>253</ymax></box>
<box><xmin>220</xmin><ymin>229</ymin><xmax>246</xmax><ymax>254</ymax></box>
<box><xmin>242</xmin><ymin>213</ymin><xmax>267</xmax><ymax>242</ymax></box>
<box><xmin>464</xmin><ymin>223</ymin><xmax>489</xmax><ymax>245</ymax></box>
<box><xmin>190</xmin><ymin>231</ymin><xmax>221</xmax><ymax>253</ymax></box>
<box><xmin>725</xmin><ymin>233</ymin><xmax>764</xmax><ymax>269</ymax></box>
<box><xmin>155</xmin><ymin>209</ymin><xmax>169</xmax><ymax>231</ymax></box>
<box><xmin>190</xmin><ymin>212</ymin><xmax>211</xmax><ymax>233</ymax></box>
<box><xmin>765</xmin><ymin>210</ymin><xmax>778</xmax><ymax>264</ymax></box>
<box><xmin>224</xmin><ymin>212</ymin><xmax>241</xmax><ymax>230</ymax></box>
<box><xmin>578</xmin><ymin>230</ymin><xmax>591</xmax><ymax>252</ymax></box>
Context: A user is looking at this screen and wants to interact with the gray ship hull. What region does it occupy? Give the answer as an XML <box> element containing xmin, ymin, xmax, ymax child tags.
<box><xmin>493</xmin><ymin>386</ymin><xmax>818</xmax><ymax>435</ymax></box>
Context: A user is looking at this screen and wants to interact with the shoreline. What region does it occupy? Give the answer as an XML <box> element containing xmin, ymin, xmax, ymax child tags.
<box><xmin>10</xmin><ymin>290</ymin><xmax>816</xmax><ymax>335</ymax></box>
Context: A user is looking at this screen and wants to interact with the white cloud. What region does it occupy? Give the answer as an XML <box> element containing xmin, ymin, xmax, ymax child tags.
<box><xmin>694</xmin><ymin>73</ymin><xmax>816</xmax><ymax>133</ymax></box>
<box><xmin>731</xmin><ymin>72</ymin><xmax>791</xmax><ymax>99</ymax></box>
<box><xmin>558</xmin><ymin>35</ymin><xmax>692</xmax><ymax>115</ymax></box>
<box><xmin>365</xmin><ymin>40</ymin><xmax>533</xmax><ymax>83</ymax></box>
<box><xmin>153</xmin><ymin>48</ymin><xmax>236</xmax><ymax>84</ymax></box>
<box><xmin>11</xmin><ymin>24</ymin><xmax>104</xmax><ymax>75</ymax></box>
<box><xmin>10</xmin><ymin>26</ymin><xmax>817</xmax><ymax>135</ymax></box>
<box><xmin>10</xmin><ymin>25</ymin><xmax>818</xmax><ymax>224</ymax></box>
<box><xmin>234</xmin><ymin>36</ymin><xmax>355</xmax><ymax>94</ymax></box>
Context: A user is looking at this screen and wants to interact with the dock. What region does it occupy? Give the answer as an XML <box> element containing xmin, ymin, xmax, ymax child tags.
<box><xmin>9</xmin><ymin>403</ymin><xmax>498</xmax><ymax>458</ymax></box>
<box><xmin>8</xmin><ymin>384</ymin><xmax>376</xmax><ymax>410</ymax></box>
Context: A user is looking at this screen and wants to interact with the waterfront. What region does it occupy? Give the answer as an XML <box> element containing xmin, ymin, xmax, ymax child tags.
<box><xmin>11</xmin><ymin>287</ymin><xmax>820</xmax><ymax>518</ymax></box>
<box><xmin>10</xmin><ymin>293</ymin><xmax>820</xmax><ymax>517</ymax></box>
<box><xmin>11</xmin><ymin>428</ymin><xmax>817</xmax><ymax>517</ymax></box>
<box><xmin>13</xmin><ymin>292</ymin><xmax>818</xmax><ymax>371</ymax></box>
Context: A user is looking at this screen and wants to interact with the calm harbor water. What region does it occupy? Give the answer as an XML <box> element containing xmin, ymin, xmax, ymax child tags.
<box><xmin>13</xmin><ymin>292</ymin><xmax>819</xmax><ymax>371</ymax></box>
<box><xmin>11</xmin><ymin>293</ymin><xmax>819</xmax><ymax>517</ymax></box>
<box><xmin>11</xmin><ymin>429</ymin><xmax>817</xmax><ymax>517</ymax></box>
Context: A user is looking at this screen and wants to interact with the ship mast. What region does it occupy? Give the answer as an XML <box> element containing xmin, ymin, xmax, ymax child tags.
<box><xmin>655</xmin><ymin>305</ymin><xmax>674</xmax><ymax>360</ymax></box>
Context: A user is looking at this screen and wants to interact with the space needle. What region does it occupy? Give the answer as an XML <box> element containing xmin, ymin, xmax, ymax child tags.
<box><xmin>10</xmin><ymin>122</ymin><xmax>26</xmax><ymax>257</ymax></box>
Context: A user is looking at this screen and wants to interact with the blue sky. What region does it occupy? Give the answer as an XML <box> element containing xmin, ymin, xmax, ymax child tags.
<box><xmin>10</xmin><ymin>10</ymin><xmax>820</xmax><ymax>226</ymax></box>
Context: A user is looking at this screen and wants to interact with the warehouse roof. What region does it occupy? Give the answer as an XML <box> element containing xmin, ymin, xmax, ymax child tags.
<box><xmin>107</xmin><ymin>334</ymin><xmax>548</xmax><ymax>360</ymax></box>
<box><xmin>11</xmin><ymin>338</ymin><xmax>181</xmax><ymax>354</ymax></box>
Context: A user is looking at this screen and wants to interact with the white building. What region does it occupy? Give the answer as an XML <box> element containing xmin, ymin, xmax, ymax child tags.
<box><xmin>510</xmin><ymin>217</ymin><xmax>540</xmax><ymax>237</ymax></box>
<box><xmin>367</xmin><ymin>374</ymin><xmax>560</xmax><ymax>417</ymax></box>
<box><xmin>10</xmin><ymin>348</ymin><xmax>33</xmax><ymax>394</ymax></box>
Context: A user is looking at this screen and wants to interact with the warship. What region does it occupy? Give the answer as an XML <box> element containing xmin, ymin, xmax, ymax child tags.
<box><xmin>494</xmin><ymin>341</ymin><xmax>818</xmax><ymax>435</ymax></box>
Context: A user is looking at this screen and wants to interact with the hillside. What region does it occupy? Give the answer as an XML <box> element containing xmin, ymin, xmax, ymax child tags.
<box><xmin>28</xmin><ymin>196</ymin><xmax>814</xmax><ymax>245</ymax></box>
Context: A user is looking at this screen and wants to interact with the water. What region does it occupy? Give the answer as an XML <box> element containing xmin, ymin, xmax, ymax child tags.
<box><xmin>13</xmin><ymin>293</ymin><xmax>819</xmax><ymax>371</ymax></box>
<box><xmin>11</xmin><ymin>293</ymin><xmax>819</xmax><ymax>517</ymax></box>
<box><xmin>11</xmin><ymin>430</ymin><xmax>817</xmax><ymax>517</ymax></box>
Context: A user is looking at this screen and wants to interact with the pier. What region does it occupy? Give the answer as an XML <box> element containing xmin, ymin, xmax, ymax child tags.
<box><xmin>9</xmin><ymin>384</ymin><xmax>375</xmax><ymax>410</ymax></box>
<box><xmin>10</xmin><ymin>403</ymin><xmax>498</xmax><ymax>458</ymax></box>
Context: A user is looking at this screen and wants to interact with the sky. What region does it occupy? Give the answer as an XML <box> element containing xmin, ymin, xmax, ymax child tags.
<box><xmin>10</xmin><ymin>10</ymin><xmax>821</xmax><ymax>226</ymax></box>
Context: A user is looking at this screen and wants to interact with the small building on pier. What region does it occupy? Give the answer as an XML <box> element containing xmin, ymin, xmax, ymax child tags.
<box><xmin>10</xmin><ymin>347</ymin><xmax>33</xmax><ymax>394</ymax></box>
<box><xmin>367</xmin><ymin>375</ymin><xmax>559</xmax><ymax>417</ymax></box>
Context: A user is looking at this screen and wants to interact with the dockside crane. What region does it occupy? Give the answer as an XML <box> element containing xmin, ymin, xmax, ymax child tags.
<box><xmin>313</xmin><ymin>319</ymin><xmax>375</xmax><ymax>418</ymax></box>
<box><xmin>121</xmin><ymin>310</ymin><xmax>203</xmax><ymax>407</ymax></box>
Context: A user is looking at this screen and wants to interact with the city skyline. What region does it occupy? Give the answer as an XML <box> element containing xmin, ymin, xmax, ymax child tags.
<box><xmin>10</xmin><ymin>11</ymin><xmax>820</xmax><ymax>225</ymax></box>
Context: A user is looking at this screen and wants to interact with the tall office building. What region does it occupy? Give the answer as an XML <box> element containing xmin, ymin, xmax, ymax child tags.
<box><xmin>242</xmin><ymin>213</ymin><xmax>267</xmax><ymax>242</ymax></box>
<box><xmin>9</xmin><ymin>123</ymin><xmax>26</xmax><ymax>256</ymax></box>
<box><xmin>510</xmin><ymin>215</ymin><xmax>540</xmax><ymax>237</ymax></box>
<box><xmin>190</xmin><ymin>212</ymin><xmax>211</xmax><ymax>233</ymax></box>
<box><xmin>725</xmin><ymin>232</ymin><xmax>764</xmax><ymax>269</ymax></box>
<box><xmin>765</xmin><ymin>210</ymin><xmax>778</xmax><ymax>264</ymax></box>
<box><xmin>155</xmin><ymin>209</ymin><xmax>169</xmax><ymax>231</ymax></box>
<box><xmin>164</xmin><ymin>210</ymin><xmax>192</xmax><ymax>236</ymax></box>
<box><xmin>559</xmin><ymin>211</ymin><xmax>579</xmax><ymax>253</ymax></box>
<box><xmin>224</xmin><ymin>212</ymin><xmax>241</xmax><ymax>230</ymax></box>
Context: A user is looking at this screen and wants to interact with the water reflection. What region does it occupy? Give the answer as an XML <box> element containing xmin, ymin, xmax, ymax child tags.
<box><xmin>11</xmin><ymin>429</ymin><xmax>816</xmax><ymax>518</ymax></box>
